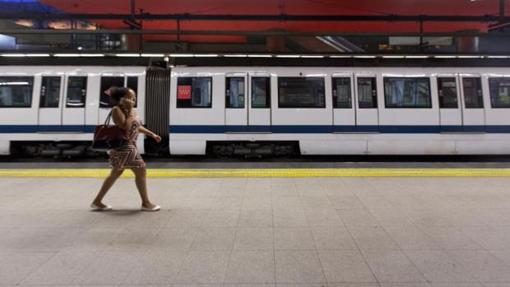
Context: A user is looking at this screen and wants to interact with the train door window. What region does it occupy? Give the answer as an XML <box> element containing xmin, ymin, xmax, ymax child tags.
<box><xmin>489</xmin><ymin>77</ymin><xmax>510</xmax><ymax>108</ymax></box>
<box><xmin>40</xmin><ymin>76</ymin><xmax>61</xmax><ymax>108</ymax></box>
<box><xmin>127</xmin><ymin>76</ymin><xmax>138</xmax><ymax>107</ymax></box>
<box><xmin>251</xmin><ymin>77</ymin><xmax>270</xmax><ymax>108</ymax></box>
<box><xmin>332</xmin><ymin>77</ymin><xmax>352</xmax><ymax>108</ymax></box>
<box><xmin>0</xmin><ymin>76</ymin><xmax>34</xmax><ymax>108</ymax></box>
<box><xmin>384</xmin><ymin>77</ymin><xmax>431</xmax><ymax>108</ymax></box>
<box><xmin>278</xmin><ymin>77</ymin><xmax>325</xmax><ymax>108</ymax></box>
<box><xmin>357</xmin><ymin>77</ymin><xmax>377</xmax><ymax>108</ymax></box>
<box><xmin>100</xmin><ymin>76</ymin><xmax>124</xmax><ymax>107</ymax></box>
<box><xmin>66</xmin><ymin>76</ymin><xmax>87</xmax><ymax>108</ymax></box>
<box><xmin>226</xmin><ymin>77</ymin><xmax>245</xmax><ymax>108</ymax></box>
<box><xmin>462</xmin><ymin>77</ymin><xmax>483</xmax><ymax>108</ymax></box>
<box><xmin>437</xmin><ymin>77</ymin><xmax>458</xmax><ymax>108</ymax></box>
<box><xmin>176</xmin><ymin>77</ymin><xmax>212</xmax><ymax>108</ymax></box>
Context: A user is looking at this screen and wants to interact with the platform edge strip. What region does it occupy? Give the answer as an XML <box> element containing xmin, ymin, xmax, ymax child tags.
<box><xmin>0</xmin><ymin>168</ymin><xmax>510</xmax><ymax>177</ymax></box>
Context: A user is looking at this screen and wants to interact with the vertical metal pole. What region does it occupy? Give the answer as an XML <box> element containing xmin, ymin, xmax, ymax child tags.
<box><xmin>419</xmin><ymin>19</ymin><xmax>424</xmax><ymax>53</ymax></box>
<box><xmin>177</xmin><ymin>19</ymin><xmax>181</xmax><ymax>42</ymax></box>
<box><xmin>500</xmin><ymin>0</ymin><xmax>505</xmax><ymax>23</ymax></box>
<box><xmin>130</xmin><ymin>0</ymin><xmax>136</xmax><ymax>18</ymax></box>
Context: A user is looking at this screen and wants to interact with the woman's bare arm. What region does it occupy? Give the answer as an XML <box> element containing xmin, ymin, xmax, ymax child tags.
<box><xmin>138</xmin><ymin>125</ymin><xmax>162</xmax><ymax>143</ymax></box>
<box><xmin>111</xmin><ymin>106</ymin><xmax>134</xmax><ymax>130</ymax></box>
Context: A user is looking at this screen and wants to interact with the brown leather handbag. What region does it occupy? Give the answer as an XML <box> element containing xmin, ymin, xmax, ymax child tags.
<box><xmin>92</xmin><ymin>111</ymin><xmax>128</xmax><ymax>151</ymax></box>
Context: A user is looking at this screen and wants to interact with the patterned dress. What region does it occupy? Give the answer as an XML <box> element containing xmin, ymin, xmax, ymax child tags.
<box><xmin>109</xmin><ymin>117</ymin><xmax>146</xmax><ymax>170</ymax></box>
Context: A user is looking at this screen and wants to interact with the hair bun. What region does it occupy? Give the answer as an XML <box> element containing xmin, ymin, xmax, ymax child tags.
<box><xmin>109</xmin><ymin>87</ymin><xmax>130</xmax><ymax>104</ymax></box>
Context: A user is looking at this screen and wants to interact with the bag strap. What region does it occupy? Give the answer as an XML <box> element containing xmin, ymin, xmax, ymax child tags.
<box><xmin>104</xmin><ymin>110</ymin><xmax>113</xmax><ymax>126</ymax></box>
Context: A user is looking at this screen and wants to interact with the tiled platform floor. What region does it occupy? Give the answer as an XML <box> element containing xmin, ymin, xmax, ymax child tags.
<box><xmin>1</xmin><ymin>176</ymin><xmax>510</xmax><ymax>287</ymax></box>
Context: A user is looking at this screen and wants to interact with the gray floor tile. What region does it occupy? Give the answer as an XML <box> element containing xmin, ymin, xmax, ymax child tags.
<box><xmin>224</xmin><ymin>250</ymin><xmax>275</xmax><ymax>283</ymax></box>
<box><xmin>305</xmin><ymin>208</ymin><xmax>344</xmax><ymax>226</ymax></box>
<box><xmin>362</xmin><ymin>249</ymin><xmax>427</xmax><ymax>283</ymax></box>
<box><xmin>273</xmin><ymin>209</ymin><xmax>308</xmax><ymax>227</ymax></box>
<box><xmin>347</xmin><ymin>226</ymin><xmax>401</xmax><ymax>251</ymax></box>
<box><xmin>275</xmin><ymin>228</ymin><xmax>316</xmax><ymax>250</ymax></box>
<box><xmin>430</xmin><ymin>284</ymin><xmax>483</xmax><ymax>287</ymax></box>
<box><xmin>337</xmin><ymin>208</ymin><xmax>381</xmax><ymax>227</ymax></box>
<box><xmin>446</xmin><ymin>250</ymin><xmax>510</xmax><ymax>282</ymax></box>
<box><xmin>419</xmin><ymin>227</ymin><xmax>483</xmax><ymax>250</ymax></box>
<box><xmin>122</xmin><ymin>250</ymin><xmax>187</xmax><ymax>284</ymax></box>
<box><xmin>461</xmin><ymin>226</ymin><xmax>510</xmax><ymax>250</ymax></box>
<box><xmin>150</xmin><ymin>226</ymin><xmax>198</xmax><ymax>251</ymax></box>
<box><xmin>404</xmin><ymin>250</ymin><xmax>479</xmax><ymax>283</ymax></box>
<box><xmin>1</xmin><ymin>226</ymin><xmax>84</xmax><ymax>252</ymax></box>
<box><xmin>275</xmin><ymin>250</ymin><xmax>326</xmax><ymax>283</ymax></box>
<box><xmin>175</xmin><ymin>251</ymin><xmax>230</xmax><ymax>284</ymax></box>
<box><xmin>201</xmin><ymin>209</ymin><xmax>241</xmax><ymax>227</ymax></box>
<box><xmin>21</xmin><ymin>248</ymin><xmax>100</xmax><ymax>285</ymax></box>
<box><xmin>241</xmin><ymin>196</ymin><xmax>273</xmax><ymax>210</ymax></box>
<box><xmin>311</xmin><ymin>226</ymin><xmax>358</xmax><ymax>250</ymax></box>
<box><xmin>384</xmin><ymin>225</ymin><xmax>442</xmax><ymax>250</ymax></box>
<box><xmin>317</xmin><ymin>250</ymin><xmax>377</xmax><ymax>283</ymax></box>
<box><xmin>238</xmin><ymin>209</ymin><xmax>273</xmax><ymax>227</ymax></box>
<box><xmin>72</xmin><ymin>251</ymin><xmax>144</xmax><ymax>285</ymax></box>
<box><xmin>0</xmin><ymin>252</ymin><xmax>55</xmax><ymax>284</ymax></box>
<box><xmin>5</xmin><ymin>176</ymin><xmax>510</xmax><ymax>286</ymax></box>
<box><xmin>380</xmin><ymin>284</ymin><xmax>431</xmax><ymax>287</ymax></box>
<box><xmin>234</xmin><ymin>228</ymin><xmax>274</xmax><ymax>250</ymax></box>
<box><xmin>191</xmin><ymin>227</ymin><xmax>236</xmax><ymax>251</ymax></box>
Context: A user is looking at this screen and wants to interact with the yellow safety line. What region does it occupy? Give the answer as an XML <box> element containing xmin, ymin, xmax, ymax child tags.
<box><xmin>0</xmin><ymin>168</ymin><xmax>510</xmax><ymax>178</ymax></box>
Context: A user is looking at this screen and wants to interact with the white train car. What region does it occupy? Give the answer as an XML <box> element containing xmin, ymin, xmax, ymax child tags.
<box><xmin>169</xmin><ymin>66</ymin><xmax>510</xmax><ymax>155</ymax></box>
<box><xmin>0</xmin><ymin>66</ymin><xmax>146</xmax><ymax>156</ymax></box>
<box><xmin>1</xmin><ymin>60</ymin><xmax>510</xmax><ymax>156</ymax></box>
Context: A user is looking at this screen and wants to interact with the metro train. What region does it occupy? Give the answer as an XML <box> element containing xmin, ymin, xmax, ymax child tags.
<box><xmin>2</xmin><ymin>61</ymin><xmax>510</xmax><ymax>156</ymax></box>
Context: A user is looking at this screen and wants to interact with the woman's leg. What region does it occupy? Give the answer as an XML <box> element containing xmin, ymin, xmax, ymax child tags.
<box><xmin>131</xmin><ymin>167</ymin><xmax>157</xmax><ymax>208</ymax></box>
<box><xmin>92</xmin><ymin>168</ymin><xmax>124</xmax><ymax>207</ymax></box>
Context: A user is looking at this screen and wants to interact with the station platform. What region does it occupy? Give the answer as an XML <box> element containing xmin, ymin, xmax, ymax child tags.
<box><xmin>2</xmin><ymin>165</ymin><xmax>510</xmax><ymax>286</ymax></box>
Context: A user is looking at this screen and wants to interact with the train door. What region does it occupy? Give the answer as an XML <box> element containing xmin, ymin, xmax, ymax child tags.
<box><xmin>436</xmin><ymin>74</ymin><xmax>463</xmax><ymax>126</ymax></box>
<box><xmin>354</xmin><ymin>74</ymin><xmax>379</xmax><ymax>128</ymax></box>
<box><xmin>248</xmin><ymin>73</ymin><xmax>271</xmax><ymax>128</ymax></box>
<box><xmin>98</xmin><ymin>75</ymin><xmax>125</xmax><ymax>124</ymax></box>
<box><xmin>484</xmin><ymin>75</ymin><xmax>510</xmax><ymax>126</ymax></box>
<box><xmin>62</xmin><ymin>75</ymin><xmax>87</xmax><ymax>128</ymax></box>
<box><xmin>38</xmin><ymin>75</ymin><xmax>64</xmax><ymax>127</ymax></box>
<box><xmin>332</xmin><ymin>73</ymin><xmax>356</xmax><ymax>128</ymax></box>
<box><xmin>225</xmin><ymin>73</ymin><xmax>248</xmax><ymax>127</ymax></box>
<box><xmin>459</xmin><ymin>74</ymin><xmax>485</xmax><ymax>127</ymax></box>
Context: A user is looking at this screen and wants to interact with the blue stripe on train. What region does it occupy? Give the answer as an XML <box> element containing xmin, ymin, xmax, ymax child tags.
<box><xmin>0</xmin><ymin>125</ymin><xmax>509</xmax><ymax>134</ymax></box>
<box><xmin>0</xmin><ymin>125</ymin><xmax>95</xmax><ymax>133</ymax></box>
<box><xmin>169</xmin><ymin>125</ymin><xmax>506</xmax><ymax>134</ymax></box>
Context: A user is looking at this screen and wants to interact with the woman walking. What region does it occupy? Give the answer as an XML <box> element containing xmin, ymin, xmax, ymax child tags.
<box><xmin>91</xmin><ymin>87</ymin><xmax>161</xmax><ymax>212</ymax></box>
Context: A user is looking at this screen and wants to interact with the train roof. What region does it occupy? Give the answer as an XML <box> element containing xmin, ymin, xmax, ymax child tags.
<box><xmin>1</xmin><ymin>54</ymin><xmax>510</xmax><ymax>68</ymax></box>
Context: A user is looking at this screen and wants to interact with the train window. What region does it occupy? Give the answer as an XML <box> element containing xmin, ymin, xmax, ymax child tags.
<box><xmin>100</xmin><ymin>76</ymin><xmax>124</xmax><ymax>108</ymax></box>
<box><xmin>462</xmin><ymin>77</ymin><xmax>483</xmax><ymax>108</ymax></box>
<box><xmin>384</xmin><ymin>77</ymin><xmax>431</xmax><ymax>108</ymax></box>
<box><xmin>489</xmin><ymin>77</ymin><xmax>510</xmax><ymax>108</ymax></box>
<box><xmin>176</xmin><ymin>77</ymin><xmax>212</xmax><ymax>108</ymax></box>
<box><xmin>66</xmin><ymin>76</ymin><xmax>87</xmax><ymax>108</ymax></box>
<box><xmin>437</xmin><ymin>78</ymin><xmax>458</xmax><ymax>109</ymax></box>
<box><xmin>278</xmin><ymin>77</ymin><xmax>325</xmax><ymax>108</ymax></box>
<box><xmin>251</xmin><ymin>77</ymin><xmax>271</xmax><ymax>108</ymax></box>
<box><xmin>40</xmin><ymin>76</ymin><xmax>61</xmax><ymax>108</ymax></box>
<box><xmin>332</xmin><ymin>77</ymin><xmax>352</xmax><ymax>109</ymax></box>
<box><xmin>226</xmin><ymin>77</ymin><xmax>245</xmax><ymax>108</ymax></box>
<box><xmin>0</xmin><ymin>76</ymin><xmax>34</xmax><ymax>108</ymax></box>
<box><xmin>357</xmin><ymin>77</ymin><xmax>377</xmax><ymax>108</ymax></box>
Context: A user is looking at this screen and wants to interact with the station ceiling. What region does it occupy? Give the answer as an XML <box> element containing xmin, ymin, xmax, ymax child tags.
<box><xmin>40</xmin><ymin>0</ymin><xmax>496</xmax><ymax>43</ymax></box>
<box><xmin>1</xmin><ymin>0</ymin><xmax>507</xmax><ymax>55</ymax></box>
